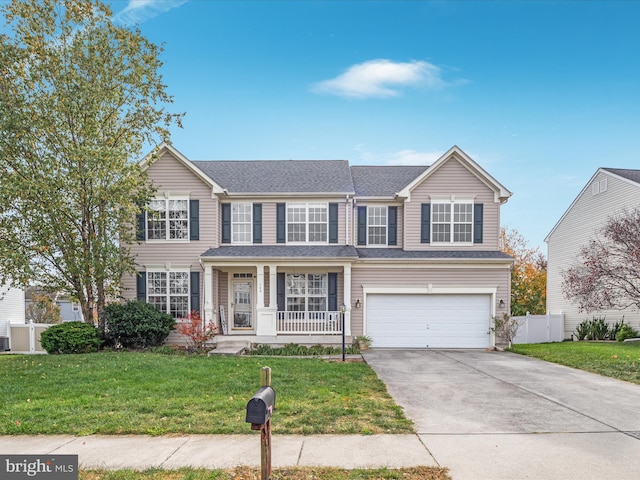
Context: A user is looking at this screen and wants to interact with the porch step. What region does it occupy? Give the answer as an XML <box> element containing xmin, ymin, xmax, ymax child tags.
<box><xmin>208</xmin><ymin>341</ymin><xmax>250</xmax><ymax>356</ymax></box>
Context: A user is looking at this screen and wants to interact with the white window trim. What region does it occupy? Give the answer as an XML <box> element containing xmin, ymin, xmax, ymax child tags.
<box><xmin>431</xmin><ymin>199</ymin><xmax>474</xmax><ymax>246</ymax></box>
<box><xmin>285</xmin><ymin>273</ymin><xmax>328</xmax><ymax>312</ymax></box>
<box><xmin>286</xmin><ymin>202</ymin><xmax>329</xmax><ymax>244</ymax></box>
<box><xmin>146</xmin><ymin>268</ymin><xmax>190</xmax><ymax>319</ymax></box>
<box><xmin>146</xmin><ymin>196</ymin><xmax>190</xmax><ymax>243</ymax></box>
<box><xmin>231</xmin><ymin>202</ymin><xmax>253</xmax><ymax>245</ymax></box>
<box><xmin>367</xmin><ymin>205</ymin><xmax>388</xmax><ymax>247</ymax></box>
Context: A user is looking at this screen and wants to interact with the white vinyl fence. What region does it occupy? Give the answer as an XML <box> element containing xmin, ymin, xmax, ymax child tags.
<box><xmin>513</xmin><ymin>312</ymin><xmax>565</xmax><ymax>344</ymax></box>
<box><xmin>7</xmin><ymin>321</ymin><xmax>51</xmax><ymax>354</ymax></box>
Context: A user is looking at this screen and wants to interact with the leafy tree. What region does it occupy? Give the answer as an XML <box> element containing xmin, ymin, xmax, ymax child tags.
<box><xmin>562</xmin><ymin>208</ymin><xmax>640</xmax><ymax>313</ymax></box>
<box><xmin>499</xmin><ymin>227</ymin><xmax>547</xmax><ymax>315</ymax></box>
<box><xmin>25</xmin><ymin>292</ymin><xmax>62</xmax><ymax>324</ymax></box>
<box><xmin>0</xmin><ymin>0</ymin><xmax>182</xmax><ymax>330</ymax></box>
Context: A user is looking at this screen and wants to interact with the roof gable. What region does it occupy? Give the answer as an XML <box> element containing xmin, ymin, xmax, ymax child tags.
<box><xmin>545</xmin><ymin>167</ymin><xmax>640</xmax><ymax>242</ymax></box>
<box><xmin>398</xmin><ymin>146</ymin><xmax>512</xmax><ymax>203</ymax></box>
<box><xmin>139</xmin><ymin>143</ymin><xmax>225</xmax><ymax>193</ymax></box>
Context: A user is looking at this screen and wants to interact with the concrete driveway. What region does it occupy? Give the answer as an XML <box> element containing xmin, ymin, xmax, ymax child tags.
<box><xmin>362</xmin><ymin>349</ymin><xmax>640</xmax><ymax>480</ymax></box>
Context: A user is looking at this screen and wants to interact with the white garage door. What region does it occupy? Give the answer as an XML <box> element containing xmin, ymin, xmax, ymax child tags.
<box><xmin>366</xmin><ymin>294</ymin><xmax>491</xmax><ymax>348</ymax></box>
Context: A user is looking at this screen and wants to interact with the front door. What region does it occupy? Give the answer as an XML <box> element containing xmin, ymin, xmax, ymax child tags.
<box><xmin>231</xmin><ymin>279</ymin><xmax>254</xmax><ymax>330</ymax></box>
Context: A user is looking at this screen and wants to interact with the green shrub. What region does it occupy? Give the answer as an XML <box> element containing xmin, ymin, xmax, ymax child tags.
<box><xmin>608</xmin><ymin>318</ymin><xmax>626</xmax><ymax>340</ymax></box>
<box><xmin>616</xmin><ymin>324</ymin><xmax>639</xmax><ymax>342</ymax></box>
<box><xmin>40</xmin><ymin>322</ymin><xmax>102</xmax><ymax>354</ymax></box>
<box><xmin>246</xmin><ymin>343</ymin><xmax>360</xmax><ymax>356</ymax></box>
<box><xmin>103</xmin><ymin>301</ymin><xmax>175</xmax><ymax>349</ymax></box>
<box><xmin>589</xmin><ymin>316</ymin><xmax>610</xmax><ymax>340</ymax></box>
<box><xmin>574</xmin><ymin>320</ymin><xmax>591</xmax><ymax>341</ymax></box>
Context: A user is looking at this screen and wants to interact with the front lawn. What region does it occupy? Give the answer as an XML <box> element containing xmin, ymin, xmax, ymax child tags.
<box><xmin>0</xmin><ymin>352</ymin><xmax>412</xmax><ymax>435</ymax></box>
<box><xmin>510</xmin><ymin>341</ymin><xmax>640</xmax><ymax>384</ymax></box>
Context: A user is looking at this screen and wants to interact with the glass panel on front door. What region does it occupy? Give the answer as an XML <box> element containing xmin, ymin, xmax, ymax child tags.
<box><xmin>233</xmin><ymin>281</ymin><xmax>253</xmax><ymax>328</ymax></box>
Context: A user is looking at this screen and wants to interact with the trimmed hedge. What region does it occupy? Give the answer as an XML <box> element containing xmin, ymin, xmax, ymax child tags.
<box><xmin>40</xmin><ymin>322</ymin><xmax>102</xmax><ymax>354</ymax></box>
<box><xmin>104</xmin><ymin>300</ymin><xmax>175</xmax><ymax>348</ymax></box>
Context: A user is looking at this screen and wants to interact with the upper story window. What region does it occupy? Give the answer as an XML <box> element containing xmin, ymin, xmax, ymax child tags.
<box><xmin>232</xmin><ymin>203</ymin><xmax>252</xmax><ymax>243</ymax></box>
<box><xmin>367</xmin><ymin>206</ymin><xmax>387</xmax><ymax>245</ymax></box>
<box><xmin>432</xmin><ymin>201</ymin><xmax>473</xmax><ymax>243</ymax></box>
<box><xmin>357</xmin><ymin>205</ymin><xmax>397</xmax><ymax>247</ymax></box>
<box><xmin>592</xmin><ymin>178</ymin><xmax>608</xmax><ymax>195</ymax></box>
<box><xmin>287</xmin><ymin>203</ymin><xmax>327</xmax><ymax>243</ymax></box>
<box><xmin>147</xmin><ymin>198</ymin><xmax>189</xmax><ymax>241</ymax></box>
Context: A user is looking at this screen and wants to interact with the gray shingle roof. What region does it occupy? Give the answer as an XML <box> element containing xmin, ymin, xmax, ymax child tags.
<box><xmin>350</xmin><ymin>165</ymin><xmax>429</xmax><ymax>197</ymax></box>
<box><xmin>201</xmin><ymin>245</ymin><xmax>359</xmax><ymax>258</ymax></box>
<box><xmin>356</xmin><ymin>249</ymin><xmax>513</xmax><ymax>260</ymax></box>
<box><xmin>602</xmin><ymin>168</ymin><xmax>640</xmax><ymax>185</ymax></box>
<box><xmin>192</xmin><ymin>160</ymin><xmax>355</xmax><ymax>194</ymax></box>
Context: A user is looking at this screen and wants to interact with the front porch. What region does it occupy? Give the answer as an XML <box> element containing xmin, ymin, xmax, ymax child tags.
<box><xmin>199</xmin><ymin>246</ymin><xmax>358</xmax><ymax>344</ymax></box>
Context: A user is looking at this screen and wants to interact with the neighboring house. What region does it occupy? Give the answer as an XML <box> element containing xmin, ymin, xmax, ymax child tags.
<box><xmin>24</xmin><ymin>287</ymin><xmax>84</xmax><ymax>323</ymax></box>
<box><xmin>122</xmin><ymin>143</ymin><xmax>513</xmax><ymax>349</ymax></box>
<box><xmin>0</xmin><ymin>281</ymin><xmax>26</xmax><ymax>350</ymax></box>
<box><xmin>546</xmin><ymin>168</ymin><xmax>640</xmax><ymax>338</ymax></box>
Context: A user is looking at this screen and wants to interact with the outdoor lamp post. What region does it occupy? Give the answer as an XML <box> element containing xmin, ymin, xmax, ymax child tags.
<box><xmin>340</xmin><ymin>303</ymin><xmax>346</xmax><ymax>361</ymax></box>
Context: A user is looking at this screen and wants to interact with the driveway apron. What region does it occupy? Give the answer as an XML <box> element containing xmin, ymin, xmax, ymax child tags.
<box><xmin>363</xmin><ymin>349</ymin><xmax>640</xmax><ymax>480</ymax></box>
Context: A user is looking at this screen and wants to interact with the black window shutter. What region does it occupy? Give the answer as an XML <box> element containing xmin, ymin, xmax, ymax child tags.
<box><xmin>474</xmin><ymin>203</ymin><xmax>484</xmax><ymax>244</ymax></box>
<box><xmin>388</xmin><ymin>206</ymin><xmax>397</xmax><ymax>246</ymax></box>
<box><xmin>136</xmin><ymin>272</ymin><xmax>147</xmax><ymax>302</ymax></box>
<box><xmin>328</xmin><ymin>273</ymin><xmax>337</xmax><ymax>311</ymax></box>
<box><xmin>190</xmin><ymin>271</ymin><xmax>200</xmax><ymax>314</ymax></box>
<box><xmin>253</xmin><ymin>203</ymin><xmax>262</xmax><ymax>244</ymax></box>
<box><xmin>276</xmin><ymin>203</ymin><xmax>286</xmax><ymax>243</ymax></box>
<box><xmin>357</xmin><ymin>206</ymin><xmax>367</xmax><ymax>245</ymax></box>
<box><xmin>136</xmin><ymin>204</ymin><xmax>145</xmax><ymax>241</ymax></box>
<box><xmin>329</xmin><ymin>203</ymin><xmax>338</xmax><ymax>244</ymax></box>
<box><xmin>189</xmin><ymin>200</ymin><xmax>199</xmax><ymax>241</ymax></box>
<box><xmin>277</xmin><ymin>272</ymin><xmax>285</xmax><ymax>311</ymax></box>
<box><xmin>421</xmin><ymin>204</ymin><xmax>431</xmax><ymax>243</ymax></box>
<box><xmin>221</xmin><ymin>203</ymin><xmax>231</xmax><ymax>243</ymax></box>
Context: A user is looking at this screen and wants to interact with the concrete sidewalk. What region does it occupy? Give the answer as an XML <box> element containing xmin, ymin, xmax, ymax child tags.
<box><xmin>0</xmin><ymin>434</ymin><xmax>439</xmax><ymax>470</ymax></box>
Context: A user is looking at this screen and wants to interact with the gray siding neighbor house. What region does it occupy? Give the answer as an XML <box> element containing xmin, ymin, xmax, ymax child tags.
<box><xmin>122</xmin><ymin>143</ymin><xmax>513</xmax><ymax>348</ymax></box>
<box><xmin>546</xmin><ymin>168</ymin><xmax>640</xmax><ymax>338</ymax></box>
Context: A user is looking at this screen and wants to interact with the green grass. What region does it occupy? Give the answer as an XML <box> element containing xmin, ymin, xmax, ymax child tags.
<box><xmin>80</xmin><ymin>466</ymin><xmax>450</xmax><ymax>480</ymax></box>
<box><xmin>0</xmin><ymin>352</ymin><xmax>413</xmax><ymax>436</ymax></box>
<box><xmin>510</xmin><ymin>341</ymin><xmax>640</xmax><ymax>384</ymax></box>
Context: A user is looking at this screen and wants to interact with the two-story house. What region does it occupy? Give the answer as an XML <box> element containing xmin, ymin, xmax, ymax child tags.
<box><xmin>122</xmin><ymin>143</ymin><xmax>513</xmax><ymax>349</ymax></box>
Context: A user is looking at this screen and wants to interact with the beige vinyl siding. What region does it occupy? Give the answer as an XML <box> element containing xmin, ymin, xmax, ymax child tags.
<box><xmin>262</xmin><ymin>203</ymin><xmax>277</xmax><ymax>244</ymax></box>
<box><xmin>404</xmin><ymin>158</ymin><xmax>500</xmax><ymax>251</ymax></box>
<box><xmin>349</xmin><ymin>264</ymin><xmax>510</xmax><ymax>337</ymax></box>
<box><xmin>547</xmin><ymin>171</ymin><xmax>640</xmax><ymax>337</ymax></box>
<box><xmin>121</xmin><ymin>151</ymin><xmax>217</xmax><ymax>302</ymax></box>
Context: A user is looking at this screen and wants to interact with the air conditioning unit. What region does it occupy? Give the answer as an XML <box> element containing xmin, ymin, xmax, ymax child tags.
<box><xmin>0</xmin><ymin>336</ymin><xmax>10</xmax><ymax>351</ymax></box>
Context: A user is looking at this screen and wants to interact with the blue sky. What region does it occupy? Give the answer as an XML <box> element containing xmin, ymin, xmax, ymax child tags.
<box><xmin>42</xmin><ymin>1</ymin><xmax>640</xmax><ymax>250</ymax></box>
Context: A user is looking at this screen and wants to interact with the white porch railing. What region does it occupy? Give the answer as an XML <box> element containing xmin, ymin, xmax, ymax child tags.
<box><xmin>276</xmin><ymin>311</ymin><xmax>343</xmax><ymax>334</ymax></box>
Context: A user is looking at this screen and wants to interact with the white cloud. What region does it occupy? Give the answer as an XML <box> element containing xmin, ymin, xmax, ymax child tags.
<box><xmin>311</xmin><ymin>59</ymin><xmax>448</xmax><ymax>99</ymax></box>
<box><xmin>114</xmin><ymin>0</ymin><xmax>188</xmax><ymax>25</ymax></box>
<box><xmin>386</xmin><ymin>149</ymin><xmax>443</xmax><ymax>165</ymax></box>
<box><xmin>352</xmin><ymin>145</ymin><xmax>442</xmax><ymax>165</ymax></box>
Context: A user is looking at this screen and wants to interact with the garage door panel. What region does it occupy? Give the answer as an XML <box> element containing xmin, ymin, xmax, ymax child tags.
<box><xmin>366</xmin><ymin>294</ymin><xmax>490</xmax><ymax>348</ymax></box>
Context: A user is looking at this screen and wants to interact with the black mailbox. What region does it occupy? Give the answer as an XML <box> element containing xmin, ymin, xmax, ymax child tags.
<box><xmin>245</xmin><ymin>386</ymin><xmax>276</xmax><ymax>425</ymax></box>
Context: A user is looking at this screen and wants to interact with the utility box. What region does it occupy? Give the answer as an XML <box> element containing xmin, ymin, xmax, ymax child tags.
<box><xmin>245</xmin><ymin>386</ymin><xmax>276</xmax><ymax>426</ymax></box>
<box><xmin>0</xmin><ymin>337</ymin><xmax>9</xmax><ymax>351</ymax></box>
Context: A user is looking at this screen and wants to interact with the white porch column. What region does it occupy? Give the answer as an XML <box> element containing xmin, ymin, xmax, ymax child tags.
<box><xmin>256</xmin><ymin>264</ymin><xmax>265</xmax><ymax>308</ymax></box>
<box><xmin>343</xmin><ymin>263</ymin><xmax>352</xmax><ymax>336</ymax></box>
<box><xmin>269</xmin><ymin>264</ymin><xmax>278</xmax><ymax>309</ymax></box>
<box><xmin>256</xmin><ymin>264</ymin><xmax>277</xmax><ymax>336</ymax></box>
<box><xmin>203</xmin><ymin>264</ymin><xmax>215</xmax><ymax>326</ymax></box>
